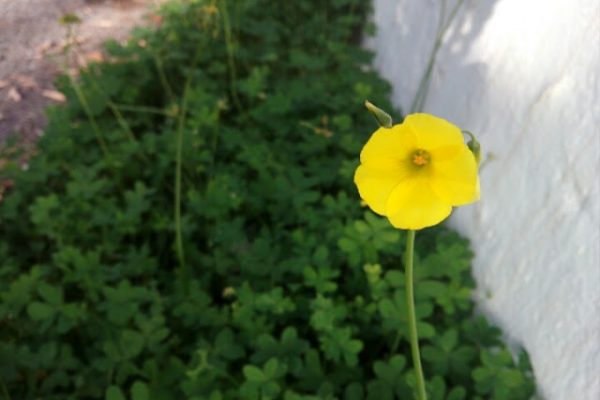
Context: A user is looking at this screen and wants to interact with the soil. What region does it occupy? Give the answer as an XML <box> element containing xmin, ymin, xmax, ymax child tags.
<box><xmin>0</xmin><ymin>0</ymin><xmax>163</xmax><ymax>144</ymax></box>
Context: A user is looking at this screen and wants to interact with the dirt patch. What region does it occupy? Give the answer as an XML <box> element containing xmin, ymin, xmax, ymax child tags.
<box><xmin>0</xmin><ymin>0</ymin><xmax>164</xmax><ymax>144</ymax></box>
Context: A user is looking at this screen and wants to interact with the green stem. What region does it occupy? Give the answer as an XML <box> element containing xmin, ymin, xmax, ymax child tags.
<box><xmin>112</xmin><ymin>103</ymin><xmax>173</xmax><ymax>116</ymax></box>
<box><xmin>405</xmin><ymin>229</ymin><xmax>427</xmax><ymax>400</ymax></box>
<box><xmin>106</xmin><ymin>102</ymin><xmax>139</xmax><ymax>144</ymax></box>
<box><xmin>174</xmin><ymin>121</ymin><xmax>185</xmax><ymax>273</ymax></box>
<box><xmin>62</xmin><ymin>23</ymin><xmax>111</xmax><ymax>163</ymax></box>
<box><xmin>409</xmin><ymin>0</ymin><xmax>465</xmax><ymax>114</ymax></box>
<box><xmin>153</xmin><ymin>53</ymin><xmax>175</xmax><ymax>100</ymax></box>
<box><xmin>69</xmin><ymin>76</ymin><xmax>111</xmax><ymax>161</ymax></box>
<box><xmin>220</xmin><ymin>0</ymin><xmax>243</xmax><ymax>113</ymax></box>
<box><xmin>76</xmin><ymin>56</ymin><xmax>140</xmax><ymax>148</ymax></box>
<box><xmin>174</xmin><ymin>43</ymin><xmax>204</xmax><ymax>283</ymax></box>
<box><xmin>174</xmin><ymin>94</ymin><xmax>189</xmax><ymax>276</ymax></box>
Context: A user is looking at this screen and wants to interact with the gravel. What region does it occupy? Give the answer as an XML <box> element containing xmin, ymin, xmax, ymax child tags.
<box><xmin>0</xmin><ymin>0</ymin><xmax>161</xmax><ymax>142</ymax></box>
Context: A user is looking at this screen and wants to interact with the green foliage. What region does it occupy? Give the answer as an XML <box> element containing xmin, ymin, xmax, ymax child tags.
<box><xmin>0</xmin><ymin>0</ymin><xmax>536</xmax><ymax>399</ymax></box>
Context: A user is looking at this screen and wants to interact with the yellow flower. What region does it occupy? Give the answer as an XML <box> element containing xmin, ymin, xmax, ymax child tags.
<box><xmin>354</xmin><ymin>113</ymin><xmax>480</xmax><ymax>230</ymax></box>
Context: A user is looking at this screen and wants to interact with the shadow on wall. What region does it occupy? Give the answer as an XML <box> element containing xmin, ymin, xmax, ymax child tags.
<box><xmin>367</xmin><ymin>0</ymin><xmax>498</xmax><ymax>120</ymax></box>
<box><xmin>424</xmin><ymin>0</ymin><xmax>498</xmax><ymax>129</ymax></box>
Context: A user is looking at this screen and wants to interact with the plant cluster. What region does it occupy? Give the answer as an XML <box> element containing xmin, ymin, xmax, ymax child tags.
<box><xmin>0</xmin><ymin>0</ymin><xmax>536</xmax><ymax>399</ymax></box>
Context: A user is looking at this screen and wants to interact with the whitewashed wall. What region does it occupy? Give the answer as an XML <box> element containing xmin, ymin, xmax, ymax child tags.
<box><xmin>367</xmin><ymin>0</ymin><xmax>600</xmax><ymax>399</ymax></box>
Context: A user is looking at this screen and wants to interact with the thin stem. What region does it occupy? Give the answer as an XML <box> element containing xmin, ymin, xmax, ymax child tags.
<box><xmin>112</xmin><ymin>103</ymin><xmax>173</xmax><ymax>116</ymax></box>
<box><xmin>61</xmin><ymin>23</ymin><xmax>111</xmax><ymax>162</ymax></box>
<box><xmin>106</xmin><ymin>102</ymin><xmax>139</xmax><ymax>144</ymax></box>
<box><xmin>405</xmin><ymin>230</ymin><xmax>427</xmax><ymax>400</ymax></box>
<box><xmin>220</xmin><ymin>0</ymin><xmax>243</xmax><ymax>113</ymax></box>
<box><xmin>84</xmin><ymin>68</ymin><xmax>138</xmax><ymax>146</ymax></box>
<box><xmin>174</xmin><ymin>99</ymin><xmax>188</xmax><ymax>275</ymax></box>
<box><xmin>174</xmin><ymin>43</ymin><xmax>204</xmax><ymax>282</ymax></box>
<box><xmin>409</xmin><ymin>0</ymin><xmax>465</xmax><ymax>114</ymax></box>
<box><xmin>70</xmin><ymin>35</ymin><xmax>141</xmax><ymax>148</ymax></box>
<box><xmin>390</xmin><ymin>330</ymin><xmax>401</xmax><ymax>355</ymax></box>
<box><xmin>153</xmin><ymin>53</ymin><xmax>175</xmax><ymax>100</ymax></box>
<box><xmin>209</xmin><ymin>365</ymin><xmax>240</xmax><ymax>386</ymax></box>
<box><xmin>69</xmin><ymin>76</ymin><xmax>111</xmax><ymax>161</ymax></box>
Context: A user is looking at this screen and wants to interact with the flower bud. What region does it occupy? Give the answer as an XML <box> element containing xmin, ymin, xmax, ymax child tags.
<box><xmin>364</xmin><ymin>100</ymin><xmax>393</xmax><ymax>128</ymax></box>
<box><xmin>463</xmin><ymin>130</ymin><xmax>481</xmax><ymax>166</ymax></box>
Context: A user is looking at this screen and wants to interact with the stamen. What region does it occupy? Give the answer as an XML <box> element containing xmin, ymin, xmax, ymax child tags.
<box><xmin>412</xmin><ymin>149</ymin><xmax>430</xmax><ymax>166</ymax></box>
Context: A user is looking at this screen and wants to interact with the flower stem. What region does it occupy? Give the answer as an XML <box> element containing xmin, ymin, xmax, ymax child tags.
<box><xmin>220</xmin><ymin>0</ymin><xmax>243</xmax><ymax>113</ymax></box>
<box><xmin>174</xmin><ymin>44</ymin><xmax>203</xmax><ymax>286</ymax></box>
<box><xmin>174</xmin><ymin>109</ymin><xmax>186</xmax><ymax>274</ymax></box>
<box><xmin>405</xmin><ymin>229</ymin><xmax>427</xmax><ymax>400</ymax></box>
<box><xmin>153</xmin><ymin>53</ymin><xmax>174</xmax><ymax>100</ymax></box>
<box><xmin>409</xmin><ymin>0</ymin><xmax>465</xmax><ymax>114</ymax></box>
<box><xmin>68</xmin><ymin>76</ymin><xmax>111</xmax><ymax>161</ymax></box>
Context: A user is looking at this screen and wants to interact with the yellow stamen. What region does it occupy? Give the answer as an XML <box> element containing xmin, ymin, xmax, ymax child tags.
<box><xmin>412</xmin><ymin>149</ymin><xmax>430</xmax><ymax>166</ymax></box>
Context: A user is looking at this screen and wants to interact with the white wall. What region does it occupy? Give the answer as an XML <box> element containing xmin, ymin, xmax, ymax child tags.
<box><xmin>367</xmin><ymin>1</ymin><xmax>600</xmax><ymax>399</ymax></box>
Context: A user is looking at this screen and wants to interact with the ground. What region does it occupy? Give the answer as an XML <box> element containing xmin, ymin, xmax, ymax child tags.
<box><xmin>0</xmin><ymin>0</ymin><xmax>163</xmax><ymax>143</ymax></box>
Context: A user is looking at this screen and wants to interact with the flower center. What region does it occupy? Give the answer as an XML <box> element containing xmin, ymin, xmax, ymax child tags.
<box><xmin>411</xmin><ymin>149</ymin><xmax>430</xmax><ymax>166</ymax></box>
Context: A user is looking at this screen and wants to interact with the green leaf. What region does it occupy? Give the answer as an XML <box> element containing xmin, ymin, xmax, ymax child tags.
<box><xmin>428</xmin><ymin>375</ymin><xmax>447</xmax><ymax>400</ymax></box>
<box><xmin>214</xmin><ymin>328</ymin><xmax>245</xmax><ymax>360</ymax></box>
<box><xmin>131</xmin><ymin>381</ymin><xmax>150</xmax><ymax>400</ymax></box>
<box><xmin>447</xmin><ymin>387</ymin><xmax>466</xmax><ymax>400</ymax></box>
<box><xmin>106</xmin><ymin>386</ymin><xmax>126</xmax><ymax>400</ymax></box>
<box><xmin>373</xmin><ymin>355</ymin><xmax>406</xmax><ymax>383</ymax></box>
<box><xmin>500</xmin><ymin>369</ymin><xmax>524</xmax><ymax>388</ymax></box>
<box><xmin>27</xmin><ymin>302</ymin><xmax>55</xmax><ymax>320</ymax></box>
<box><xmin>208</xmin><ymin>391</ymin><xmax>223</xmax><ymax>400</ymax></box>
<box><xmin>344</xmin><ymin>382</ymin><xmax>364</xmax><ymax>400</ymax></box>
<box><xmin>121</xmin><ymin>330</ymin><xmax>144</xmax><ymax>359</ymax></box>
<box><xmin>439</xmin><ymin>329</ymin><xmax>458</xmax><ymax>352</ymax></box>
<box><xmin>384</xmin><ymin>270</ymin><xmax>404</xmax><ymax>288</ymax></box>
<box><xmin>264</xmin><ymin>358</ymin><xmax>279</xmax><ymax>378</ymax></box>
<box><xmin>366</xmin><ymin>380</ymin><xmax>394</xmax><ymax>400</ymax></box>
<box><xmin>243</xmin><ymin>365</ymin><xmax>267</xmax><ymax>382</ymax></box>
<box><xmin>37</xmin><ymin>283</ymin><xmax>63</xmax><ymax>305</ymax></box>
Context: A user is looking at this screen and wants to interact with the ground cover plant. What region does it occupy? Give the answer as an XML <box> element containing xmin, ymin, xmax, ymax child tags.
<box><xmin>0</xmin><ymin>0</ymin><xmax>536</xmax><ymax>399</ymax></box>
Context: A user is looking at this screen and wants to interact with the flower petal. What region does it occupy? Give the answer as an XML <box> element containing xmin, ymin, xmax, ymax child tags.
<box><xmin>430</xmin><ymin>145</ymin><xmax>479</xmax><ymax>205</ymax></box>
<box><xmin>385</xmin><ymin>176</ymin><xmax>452</xmax><ymax>229</ymax></box>
<box><xmin>404</xmin><ymin>113</ymin><xmax>464</xmax><ymax>150</ymax></box>
<box><xmin>354</xmin><ymin>163</ymin><xmax>411</xmax><ymax>215</ymax></box>
<box><xmin>360</xmin><ymin>125</ymin><xmax>417</xmax><ymax>170</ymax></box>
